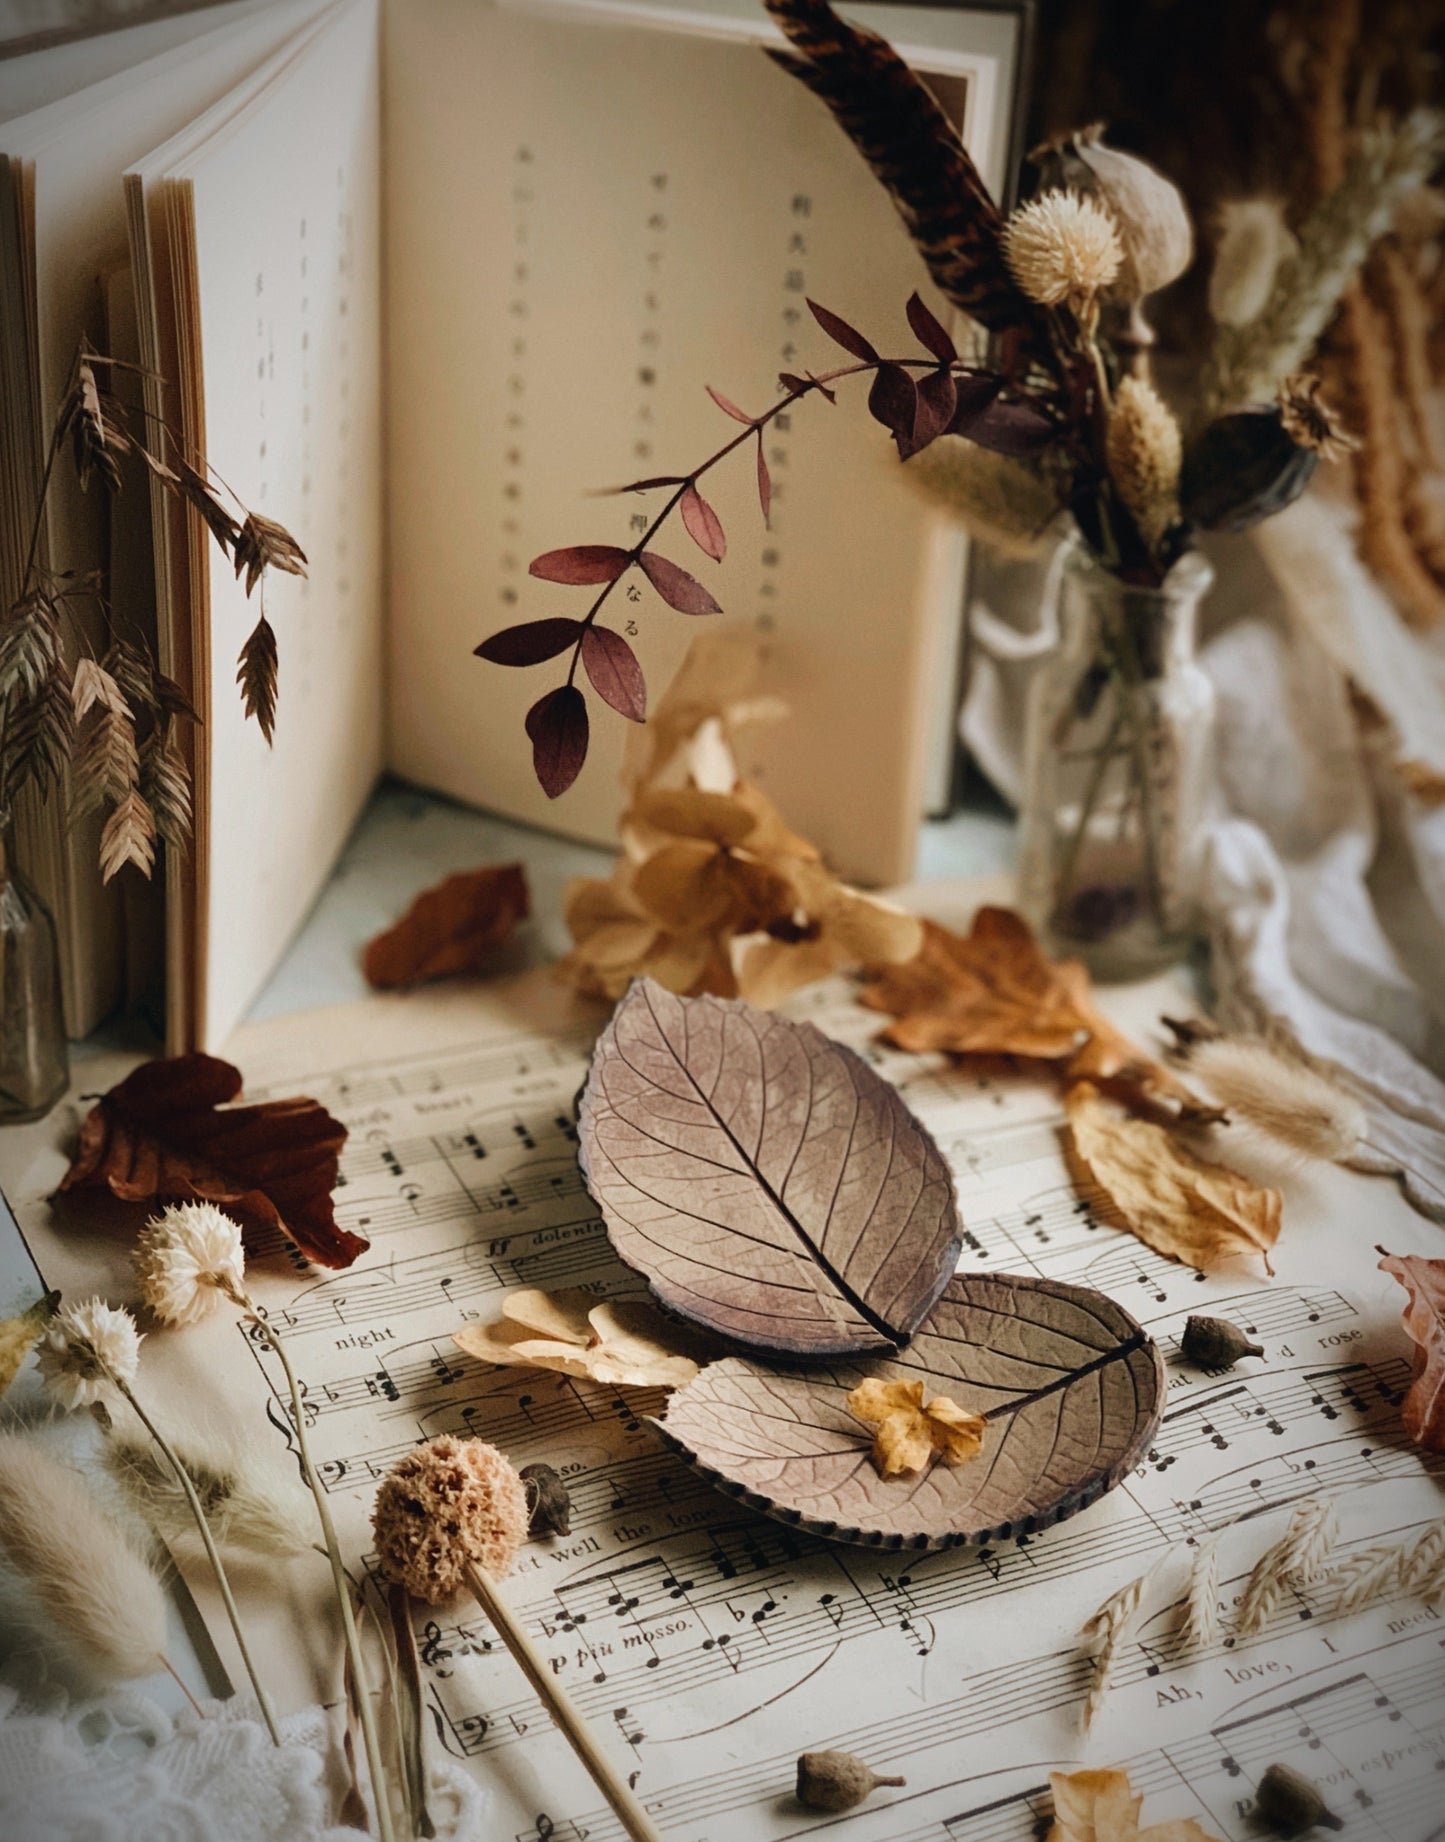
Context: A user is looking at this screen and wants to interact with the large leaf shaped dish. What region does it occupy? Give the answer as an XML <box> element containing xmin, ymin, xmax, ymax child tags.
<box><xmin>652</xmin><ymin>1272</ymin><xmax>1163</xmax><ymax>1548</ymax></box>
<box><xmin>577</xmin><ymin>980</ymin><xmax>963</xmax><ymax>1357</ymax></box>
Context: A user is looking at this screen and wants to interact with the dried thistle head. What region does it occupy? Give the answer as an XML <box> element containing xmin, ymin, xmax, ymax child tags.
<box><xmin>37</xmin><ymin>1297</ymin><xmax>142</xmax><ymax>1409</ymax></box>
<box><xmin>1275</xmin><ymin>375</ymin><xmax>1356</xmax><ymax>462</ymax></box>
<box><xmin>134</xmin><ymin>1202</ymin><xmax>246</xmax><ymax>1326</ymax></box>
<box><xmin>1003</xmin><ymin>190</ymin><xmax>1123</xmax><ymax>316</ymax></box>
<box><xmin>1105</xmin><ymin>376</ymin><xmax>1182</xmax><ymax>547</ymax></box>
<box><xmin>372</xmin><ymin>1434</ymin><xmax>528</xmax><ymax>1603</ymax></box>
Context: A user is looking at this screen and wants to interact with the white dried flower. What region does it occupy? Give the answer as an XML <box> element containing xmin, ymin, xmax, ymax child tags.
<box><xmin>36</xmin><ymin>1298</ymin><xmax>142</xmax><ymax>1409</ymax></box>
<box><xmin>134</xmin><ymin>1203</ymin><xmax>246</xmax><ymax>1326</ymax></box>
<box><xmin>1003</xmin><ymin>190</ymin><xmax>1123</xmax><ymax>313</ymax></box>
<box><xmin>1209</xmin><ymin>200</ymin><xmax>1298</xmax><ymax>329</ymax></box>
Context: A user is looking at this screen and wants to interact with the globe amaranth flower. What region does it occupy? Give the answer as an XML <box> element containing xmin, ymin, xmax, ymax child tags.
<box><xmin>1003</xmin><ymin>190</ymin><xmax>1123</xmax><ymax>316</ymax></box>
<box><xmin>37</xmin><ymin>1297</ymin><xmax>142</xmax><ymax>1408</ymax></box>
<box><xmin>134</xmin><ymin>1202</ymin><xmax>247</xmax><ymax>1326</ymax></box>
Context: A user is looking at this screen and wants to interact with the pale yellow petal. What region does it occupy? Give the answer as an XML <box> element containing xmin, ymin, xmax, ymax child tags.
<box><xmin>735</xmin><ymin>935</ymin><xmax>846</xmax><ymax>1009</ymax></box>
<box><xmin>499</xmin><ymin>1285</ymin><xmax>596</xmax><ymax>1345</ymax></box>
<box><xmin>925</xmin><ymin>1394</ymin><xmax>987</xmax><ymax>1464</ymax></box>
<box><xmin>847</xmin><ymin>1376</ymin><xmax>926</xmax><ymax>1426</ymax></box>
<box><xmin>1047</xmin><ymin>1768</ymin><xmax>1145</xmax><ymax>1842</ymax></box>
<box><xmin>872</xmin><ymin>1407</ymin><xmax>934</xmax><ymax>1476</ymax></box>
<box><xmin>631</xmin><ymin>786</ymin><xmax>757</xmax><ymax>848</ymax></box>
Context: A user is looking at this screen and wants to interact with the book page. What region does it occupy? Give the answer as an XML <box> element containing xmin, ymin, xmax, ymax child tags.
<box><xmin>160</xmin><ymin>0</ymin><xmax>385</xmax><ymax>1049</ymax></box>
<box><xmin>11</xmin><ymin>897</ymin><xmax>1442</xmax><ymax>1839</ymax></box>
<box><xmin>383</xmin><ymin>0</ymin><xmax>1015</xmax><ymax>884</ymax></box>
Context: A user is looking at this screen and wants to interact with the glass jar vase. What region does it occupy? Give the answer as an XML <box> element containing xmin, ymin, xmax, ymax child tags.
<box><xmin>0</xmin><ymin>841</ymin><xmax>69</xmax><ymax>1122</ymax></box>
<box><xmin>1016</xmin><ymin>542</ymin><xmax>1216</xmax><ymax>980</ymax></box>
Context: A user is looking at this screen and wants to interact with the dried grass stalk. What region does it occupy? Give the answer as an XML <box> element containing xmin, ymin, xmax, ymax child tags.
<box><xmin>1179</xmin><ymin>1536</ymin><xmax>1221</xmax><ymax>1650</ymax></box>
<box><xmin>903</xmin><ymin>438</ymin><xmax>1059</xmax><ymax>558</ymax></box>
<box><xmin>0</xmin><ymin>1432</ymin><xmax>167</xmax><ymax>1686</ymax></box>
<box><xmin>1186</xmin><ymin>1035</ymin><xmax>1364</xmax><ymax>1163</ymax></box>
<box><xmin>1236</xmin><ymin>1498</ymin><xmax>1338</xmax><ymax>1636</ymax></box>
<box><xmin>1078</xmin><ymin>1553</ymin><xmax>1175</xmax><ymax>1728</ymax></box>
<box><xmin>105</xmin><ymin>1419</ymin><xmax>312</xmax><ymax>1557</ymax></box>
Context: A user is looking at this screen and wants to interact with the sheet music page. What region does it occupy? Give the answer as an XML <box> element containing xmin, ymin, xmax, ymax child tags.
<box><xmin>10</xmin><ymin>926</ymin><xmax>1443</xmax><ymax>1841</ymax></box>
<box><xmin>383</xmin><ymin>0</ymin><xmax>1003</xmax><ymax>884</ymax></box>
<box><xmin>11</xmin><ymin>913</ymin><xmax>1430</xmax><ymax>1842</ymax></box>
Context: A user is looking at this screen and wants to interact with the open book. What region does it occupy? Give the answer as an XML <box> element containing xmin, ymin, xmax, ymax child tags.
<box><xmin>1</xmin><ymin>0</ymin><xmax>1027</xmax><ymax>1049</ymax></box>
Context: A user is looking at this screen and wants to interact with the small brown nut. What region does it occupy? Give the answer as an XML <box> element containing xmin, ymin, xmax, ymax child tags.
<box><xmin>796</xmin><ymin>1749</ymin><xmax>905</xmax><ymax>1813</ymax></box>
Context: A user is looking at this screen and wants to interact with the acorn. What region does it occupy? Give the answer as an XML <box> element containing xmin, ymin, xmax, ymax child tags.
<box><xmin>520</xmin><ymin>1462</ymin><xmax>572</xmax><ymax>1539</ymax></box>
<box><xmin>1181</xmin><ymin>376</ymin><xmax>1353</xmax><ymax>533</ymax></box>
<box><xmin>796</xmin><ymin>1750</ymin><xmax>906</xmax><ymax>1812</ymax></box>
<box><xmin>1181</xmin><ymin>1315</ymin><xmax>1264</xmax><ymax>1370</ymax></box>
<box><xmin>1253</xmin><ymin>1763</ymin><xmax>1344</xmax><ymax>1835</ymax></box>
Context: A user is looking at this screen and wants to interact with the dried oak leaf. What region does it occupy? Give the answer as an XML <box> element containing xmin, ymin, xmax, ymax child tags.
<box><xmin>362</xmin><ymin>863</ymin><xmax>530</xmax><ymax>990</ymax></box>
<box><xmin>847</xmin><ymin>1376</ymin><xmax>984</xmax><ymax>1477</ymax></box>
<box><xmin>1047</xmin><ymin>1768</ymin><xmax>1221</xmax><ymax>1842</ymax></box>
<box><xmin>1065</xmin><ymin>1084</ymin><xmax>1280</xmax><ymax>1275</ymax></box>
<box><xmin>862</xmin><ymin>909</ymin><xmax>1211</xmax><ymax>1120</ymax></box>
<box><xmin>57</xmin><ymin>1054</ymin><xmax>361</xmax><ymax>1269</ymax></box>
<box><xmin>578</xmin><ymin>980</ymin><xmax>963</xmax><ymax>1357</ymax></box>
<box><xmin>654</xmin><ymin>1271</ymin><xmax>1162</xmax><ymax>1547</ymax></box>
<box><xmin>453</xmin><ymin>1285</ymin><xmax>712</xmax><ymax>1389</ymax></box>
<box><xmin>1377</xmin><ymin>1249</ymin><xmax>1445</xmax><ymax>1451</ymax></box>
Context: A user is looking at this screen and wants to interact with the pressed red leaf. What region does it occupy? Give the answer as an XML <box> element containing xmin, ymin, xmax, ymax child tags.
<box><xmin>56</xmin><ymin>1053</ymin><xmax>361</xmax><ymax>1269</ymax></box>
<box><xmin>806</xmin><ymin>298</ymin><xmax>878</xmax><ymax>363</ymax></box>
<box><xmin>474</xmin><ymin>617</ymin><xmax>584</xmax><ymax>666</ymax></box>
<box><xmin>525</xmin><ymin>683</ymin><xmax>589</xmax><ymax>797</ymax></box>
<box><xmin>577</xmin><ymin>981</ymin><xmax>964</xmax><ymax>1357</ymax></box>
<box><xmin>906</xmin><ymin>291</ymin><xmax>958</xmax><ymax>365</ymax></box>
<box><xmin>945</xmin><ymin>372</ymin><xmax>1005</xmax><ymax>428</ymax></box>
<box><xmin>581</xmin><ymin>625</ymin><xmax>647</xmax><ymax>723</ymax></box>
<box><xmin>679</xmin><ymin>484</ymin><xmax>726</xmax><ymax>563</ymax></box>
<box><xmin>639</xmin><ymin>551</ymin><xmax>722</xmax><ymax>616</ymax></box>
<box><xmin>1378</xmin><ymin>1250</ymin><xmax>1445</xmax><ymax>1451</ymax></box>
<box><xmin>756</xmin><ymin>435</ymin><xmax>772</xmax><ymax>528</ymax></box>
<box><xmin>706</xmin><ymin>384</ymin><xmax>754</xmax><ymax>425</ymax></box>
<box><xmin>868</xmin><ymin>362</ymin><xmax>920</xmax><ymax>455</ymax></box>
<box><xmin>363</xmin><ymin>863</ymin><xmax>530</xmax><ymax>989</ymax></box>
<box><xmin>528</xmin><ymin>545</ymin><xmax>631</xmax><ymax>586</ymax></box>
<box><xmin>655</xmin><ymin>1273</ymin><xmax>1162</xmax><ymax>1548</ymax></box>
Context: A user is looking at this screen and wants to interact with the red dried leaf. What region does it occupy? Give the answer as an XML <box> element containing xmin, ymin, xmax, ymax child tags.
<box><xmin>756</xmin><ymin>435</ymin><xmax>772</xmax><ymax>528</ymax></box>
<box><xmin>956</xmin><ymin>394</ymin><xmax>1055</xmax><ymax>456</ymax></box>
<box><xmin>529</xmin><ymin>545</ymin><xmax>631</xmax><ymax>586</ymax></box>
<box><xmin>56</xmin><ymin>1054</ymin><xmax>360</xmax><ymax>1270</ymax></box>
<box><xmin>639</xmin><ymin>552</ymin><xmax>722</xmax><ymax>616</ymax></box>
<box><xmin>806</xmin><ymin>299</ymin><xmax>878</xmax><ymax>363</ymax></box>
<box><xmin>526</xmin><ymin>684</ymin><xmax>589</xmax><ymax>797</ymax></box>
<box><xmin>706</xmin><ymin>385</ymin><xmax>754</xmax><ymax>425</ymax></box>
<box><xmin>363</xmin><ymin>863</ymin><xmax>530</xmax><ymax>989</ymax></box>
<box><xmin>581</xmin><ymin>625</ymin><xmax>647</xmax><ymax>722</ymax></box>
<box><xmin>906</xmin><ymin>291</ymin><xmax>958</xmax><ymax>365</ymax></box>
<box><xmin>945</xmin><ymin>372</ymin><xmax>1005</xmax><ymax>428</ymax></box>
<box><xmin>1378</xmin><ymin>1249</ymin><xmax>1445</xmax><ymax>1451</ymax></box>
<box><xmin>868</xmin><ymin>362</ymin><xmax>920</xmax><ymax>456</ymax></box>
<box><xmin>474</xmin><ymin>618</ymin><xmax>583</xmax><ymax>666</ymax></box>
<box><xmin>913</xmin><ymin>369</ymin><xmax>959</xmax><ymax>452</ymax></box>
<box><xmin>679</xmin><ymin>484</ymin><xmax>726</xmax><ymax>562</ymax></box>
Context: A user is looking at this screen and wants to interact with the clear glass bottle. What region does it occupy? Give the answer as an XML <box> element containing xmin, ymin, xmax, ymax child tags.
<box><xmin>1016</xmin><ymin>542</ymin><xmax>1216</xmax><ymax>980</ymax></box>
<box><xmin>0</xmin><ymin>837</ymin><xmax>69</xmax><ymax>1122</ymax></box>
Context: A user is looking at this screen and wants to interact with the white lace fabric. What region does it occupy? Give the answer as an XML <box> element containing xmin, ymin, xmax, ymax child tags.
<box><xmin>0</xmin><ymin>1684</ymin><xmax>486</xmax><ymax>1842</ymax></box>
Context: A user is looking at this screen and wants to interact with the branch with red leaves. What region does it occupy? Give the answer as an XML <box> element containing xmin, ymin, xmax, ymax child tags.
<box><xmin>475</xmin><ymin>294</ymin><xmax>1055</xmax><ymax>798</ymax></box>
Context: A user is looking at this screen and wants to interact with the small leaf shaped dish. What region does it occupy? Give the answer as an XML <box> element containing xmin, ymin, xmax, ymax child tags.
<box><xmin>652</xmin><ymin>1272</ymin><xmax>1164</xmax><ymax>1549</ymax></box>
<box><xmin>577</xmin><ymin>980</ymin><xmax>964</xmax><ymax>1358</ymax></box>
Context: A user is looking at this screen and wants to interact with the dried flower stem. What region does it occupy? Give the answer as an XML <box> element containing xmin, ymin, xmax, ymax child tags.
<box><xmin>244</xmin><ymin>1302</ymin><xmax>395</xmax><ymax>1842</ymax></box>
<box><xmin>559</xmin><ymin>353</ymin><xmax>980</xmax><ymax>693</ymax></box>
<box><xmin>113</xmin><ymin>1375</ymin><xmax>281</xmax><ymax>1746</ymax></box>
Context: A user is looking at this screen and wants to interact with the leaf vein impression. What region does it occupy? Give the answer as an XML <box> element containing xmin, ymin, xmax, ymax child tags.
<box><xmin>638</xmin><ymin>986</ymin><xmax>906</xmax><ymax>1345</ymax></box>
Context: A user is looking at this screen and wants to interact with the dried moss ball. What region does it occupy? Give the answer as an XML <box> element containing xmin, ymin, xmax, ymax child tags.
<box><xmin>372</xmin><ymin>1434</ymin><xmax>528</xmax><ymax>1603</ymax></box>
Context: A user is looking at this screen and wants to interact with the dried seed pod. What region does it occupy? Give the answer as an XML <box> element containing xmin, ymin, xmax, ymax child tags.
<box><xmin>1181</xmin><ymin>1315</ymin><xmax>1265</xmax><ymax>1369</ymax></box>
<box><xmin>1181</xmin><ymin>376</ymin><xmax>1352</xmax><ymax>533</ymax></box>
<box><xmin>520</xmin><ymin>1462</ymin><xmax>572</xmax><ymax>1539</ymax></box>
<box><xmin>1253</xmin><ymin>1763</ymin><xmax>1344</xmax><ymax>1835</ymax></box>
<box><xmin>1073</xmin><ymin>129</ymin><xmax>1193</xmax><ymax>301</ymax></box>
<box><xmin>796</xmin><ymin>1750</ymin><xmax>906</xmax><ymax>1813</ymax></box>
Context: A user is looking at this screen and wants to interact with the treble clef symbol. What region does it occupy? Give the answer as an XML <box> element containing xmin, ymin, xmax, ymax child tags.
<box><xmin>419</xmin><ymin>1620</ymin><xmax>453</xmax><ymax>1676</ymax></box>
